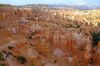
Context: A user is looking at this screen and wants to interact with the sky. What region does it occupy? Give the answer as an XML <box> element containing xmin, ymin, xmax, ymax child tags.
<box><xmin>0</xmin><ymin>0</ymin><xmax>100</xmax><ymax>6</ymax></box>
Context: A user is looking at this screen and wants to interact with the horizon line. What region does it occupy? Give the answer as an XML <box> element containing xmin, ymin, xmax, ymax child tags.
<box><xmin>0</xmin><ymin>3</ymin><xmax>100</xmax><ymax>7</ymax></box>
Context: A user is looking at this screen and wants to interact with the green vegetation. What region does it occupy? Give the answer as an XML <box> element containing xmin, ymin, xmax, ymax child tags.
<box><xmin>97</xmin><ymin>22</ymin><xmax>100</xmax><ymax>28</ymax></box>
<box><xmin>8</xmin><ymin>46</ymin><xmax>14</xmax><ymax>50</ymax></box>
<box><xmin>26</xmin><ymin>35</ymin><xmax>32</xmax><ymax>40</ymax></box>
<box><xmin>0</xmin><ymin>4</ymin><xmax>12</xmax><ymax>7</ymax></box>
<box><xmin>28</xmin><ymin>36</ymin><xmax>32</xmax><ymax>39</ymax></box>
<box><xmin>17</xmin><ymin>56</ymin><xmax>27</xmax><ymax>64</ymax></box>
<box><xmin>0</xmin><ymin>63</ymin><xmax>6</xmax><ymax>66</ymax></box>
<box><xmin>30</xmin><ymin>63</ymin><xmax>35</xmax><ymax>66</ymax></box>
<box><xmin>8</xmin><ymin>52</ymin><xmax>13</xmax><ymax>56</ymax></box>
<box><xmin>92</xmin><ymin>31</ymin><xmax>100</xmax><ymax>47</ymax></box>
<box><xmin>0</xmin><ymin>52</ymin><xmax>4</xmax><ymax>61</ymax></box>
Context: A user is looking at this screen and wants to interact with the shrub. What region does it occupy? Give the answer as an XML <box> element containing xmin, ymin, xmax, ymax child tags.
<box><xmin>97</xmin><ymin>22</ymin><xmax>100</xmax><ymax>28</ymax></box>
<box><xmin>0</xmin><ymin>63</ymin><xmax>6</xmax><ymax>66</ymax></box>
<box><xmin>8</xmin><ymin>46</ymin><xmax>14</xmax><ymax>50</ymax></box>
<box><xmin>26</xmin><ymin>35</ymin><xmax>32</xmax><ymax>40</ymax></box>
<box><xmin>16</xmin><ymin>56</ymin><xmax>27</xmax><ymax>64</ymax></box>
<box><xmin>0</xmin><ymin>52</ymin><xmax>4</xmax><ymax>61</ymax></box>
<box><xmin>0</xmin><ymin>4</ymin><xmax>12</xmax><ymax>7</ymax></box>
<box><xmin>8</xmin><ymin>52</ymin><xmax>13</xmax><ymax>56</ymax></box>
<box><xmin>30</xmin><ymin>63</ymin><xmax>35</xmax><ymax>66</ymax></box>
<box><xmin>91</xmin><ymin>31</ymin><xmax>100</xmax><ymax>47</ymax></box>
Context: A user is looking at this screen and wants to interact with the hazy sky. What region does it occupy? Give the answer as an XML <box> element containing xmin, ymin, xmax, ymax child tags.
<box><xmin>0</xmin><ymin>0</ymin><xmax>100</xmax><ymax>6</ymax></box>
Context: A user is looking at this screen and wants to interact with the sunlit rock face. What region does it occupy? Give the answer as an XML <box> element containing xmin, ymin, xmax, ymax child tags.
<box><xmin>53</xmin><ymin>48</ymin><xmax>65</xmax><ymax>57</ymax></box>
<box><xmin>27</xmin><ymin>48</ymin><xmax>39</xmax><ymax>58</ymax></box>
<box><xmin>0</xmin><ymin>6</ymin><xmax>100</xmax><ymax>66</ymax></box>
